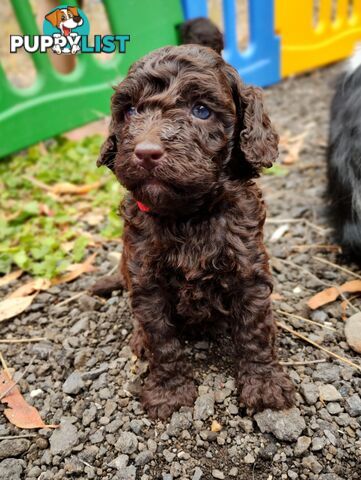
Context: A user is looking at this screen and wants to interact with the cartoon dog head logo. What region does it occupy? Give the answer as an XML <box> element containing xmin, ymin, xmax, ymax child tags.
<box><xmin>43</xmin><ymin>5</ymin><xmax>89</xmax><ymax>54</ymax></box>
<box><xmin>45</xmin><ymin>6</ymin><xmax>83</xmax><ymax>36</ymax></box>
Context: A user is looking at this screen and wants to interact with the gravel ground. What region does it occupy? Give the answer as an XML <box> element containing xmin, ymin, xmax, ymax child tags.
<box><xmin>1</xmin><ymin>62</ymin><xmax>361</xmax><ymax>480</ymax></box>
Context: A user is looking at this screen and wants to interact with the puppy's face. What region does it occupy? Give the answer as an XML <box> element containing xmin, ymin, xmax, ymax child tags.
<box><xmin>99</xmin><ymin>46</ymin><xmax>278</xmax><ymax>213</ymax></box>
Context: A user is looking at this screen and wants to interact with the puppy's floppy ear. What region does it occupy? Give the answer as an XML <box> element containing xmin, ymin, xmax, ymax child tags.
<box><xmin>97</xmin><ymin>129</ymin><xmax>117</xmax><ymax>171</ymax></box>
<box><xmin>45</xmin><ymin>9</ymin><xmax>60</xmax><ymax>27</ymax></box>
<box><xmin>226</xmin><ymin>66</ymin><xmax>278</xmax><ymax>172</ymax></box>
<box><xmin>68</xmin><ymin>6</ymin><xmax>80</xmax><ymax>17</ymax></box>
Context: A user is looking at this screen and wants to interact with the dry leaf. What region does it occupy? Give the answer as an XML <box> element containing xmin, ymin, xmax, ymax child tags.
<box><xmin>307</xmin><ymin>280</ymin><xmax>361</xmax><ymax>309</ymax></box>
<box><xmin>50</xmin><ymin>181</ymin><xmax>102</xmax><ymax>195</ymax></box>
<box><xmin>8</xmin><ymin>278</ymin><xmax>51</xmax><ymax>299</ymax></box>
<box><xmin>51</xmin><ymin>253</ymin><xmax>97</xmax><ymax>286</ymax></box>
<box><xmin>0</xmin><ymin>370</ymin><xmax>57</xmax><ymax>429</ymax></box>
<box><xmin>280</xmin><ymin>129</ymin><xmax>310</xmax><ymax>165</ymax></box>
<box><xmin>0</xmin><ymin>295</ymin><xmax>36</xmax><ymax>323</ymax></box>
<box><xmin>341</xmin><ymin>300</ymin><xmax>348</xmax><ymax>321</ymax></box>
<box><xmin>0</xmin><ymin>270</ymin><xmax>22</xmax><ymax>288</ymax></box>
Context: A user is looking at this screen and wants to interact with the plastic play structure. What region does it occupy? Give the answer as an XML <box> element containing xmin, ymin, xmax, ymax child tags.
<box><xmin>1</xmin><ymin>0</ymin><xmax>361</xmax><ymax>158</ymax></box>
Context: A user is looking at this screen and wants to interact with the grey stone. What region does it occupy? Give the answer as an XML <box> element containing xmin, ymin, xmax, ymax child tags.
<box><xmin>135</xmin><ymin>450</ymin><xmax>153</xmax><ymax>466</ymax></box>
<box><xmin>162</xmin><ymin>475</ymin><xmax>173</xmax><ymax>480</ymax></box>
<box><xmin>311</xmin><ymin>436</ymin><xmax>326</xmax><ymax>451</ymax></box>
<box><xmin>0</xmin><ymin>458</ymin><xmax>25</xmax><ymax>480</ymax></box>
<box><xmin>0</xmin><ymin>439</ymin><xmax>30</xmax><ymax>460</ymax></box>
<box><xmin>254</xmin><ymin>407</ymin><xmax>305</xmax><ymax>441</ymax></box>
<box><xmin>147</xmin><ymin>439</ymin><xmax>157</xmax><ymax>454</ymax></box>
<box><xmin>130</xmin><ymin>419</ymin><xmax>144</xmax><ymax>435</ymax></box>
<box><xmin>192</xmin><ymin>466</ymin><xmax>203</xmax><ymax>480</ymax></box>
<box><xmin>82</xmin><ymin>364</ymin><xmax>109</xmax><ymax>381</ymax></box>
<box><xmin>345</xmin><ymin>394</ymin><xmax>361</xmax><ymax>416</ymax></box>
<box><xmin>300</xmin><ymin>383</ymin><xmax>319</xmax><ymax>405</ymax></box>
<box><xmin>294</xmin><ymin>436</ymin><xmax>311</xmax><ymax>456</ymax></box>
<box><xmin>319</xmin><ymin>384</ymin><xmax>342</xmax><ymax>402</ymax></box>
<box><xmin>326</xmin><ymin>402</ymin><xmax>342</xmax><ymax>415</ymax></box>
<box><xmin>167</xmin><ymin>411</ymin><xmax>192</xmax><ymax>437</ymax></box>
<box><xmin>82</xmin><ymin>405</ymin><xmax>97</xmax><ymax>427</ymax></box>
<box><xmin>50</xmin><ymin>420</ymin><xmax>79</xmax><ymax>455</ymax></box>
<box><xmin>344</xmin><ymin>312</ymin><xmax>361</xmax><ymax>353</ymax></box>
<box><xmin>259</xmin><ymin>441</ymin><xmax>277</xmax><ymax>460</ymax></box>
<box><xmin>288</xmin><ymin>471</ymin><xmax>298</xmax><ymax>480</ymax></box>
<box><xmin>212</xmin><ymin>469</ymin><xmax>225</xmax><ymax>479</ymax></box>
<box><xmin>115</xmin><ymin>432</ymin><xmax>138</xmax><ymax>454</ymax></box>
<box><xmin>163</xmin><ymin>449</ymin><xmax>176</xmax><ymax>463</ymax></box>
<box><xmin>62</xmin><ymin>372</ymin><xmax>84</xmax><ymax>395</ymax></box>
<box><xmin>70</xmin><ymin>316</ymin><xmax>89</xmax><ymax>334</ymax></box>
<box><xmin>115</xmin><ymin>465</ymin><xmax>137</xmax><ymax>480</ymax></box>
<box><xmin>311</xmin><ymin>310</ymin><xmax>328</xmax><ymax>322</ymax></box>
<box><xmin>244</xmin><ymin>453</ymin><xmax>255</xmax><ymax>464</ymax></box>
<box><xmin>313</xmin><ymin>364</ymin><xmax>340</xmax><ymax>383</ymax></box>
<box><xmin>229</xmin><ymin>468</ymin><xmax>238</xmax><ymax>477</ymax></box>
<box><xmin>302</xmin><ymin>455</ymin><xmax>323</xmax><ymax>474</ymax></box>
<box><xmin>194</xmin><ymin>393</ymin><xmax>215</xmax><ymax>420</ymax></box>
<box><xmin>214</xmin><ymin>389</ymin><xmax>231</xmax><ymax>403</ymax></box>
<box><xmin>108</xmin><ymin>454</ymin><xmax>129</xmax><ymax>470</ymax></box>
<box><xmin>238</xmin><ymin>418</ymin><xmax>253</xmax><ymax>433</ymax></box>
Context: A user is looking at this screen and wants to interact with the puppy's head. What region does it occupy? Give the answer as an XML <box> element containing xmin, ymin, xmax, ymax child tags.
<box><xmin>45</xmin><ymin>7</ymin><xmax>82</xmax><ymax>30</ymax></box>
<box><xmin>98</xmin><ymin>45</ymin><xmax>278</xmax><ymax>213</ymax></box>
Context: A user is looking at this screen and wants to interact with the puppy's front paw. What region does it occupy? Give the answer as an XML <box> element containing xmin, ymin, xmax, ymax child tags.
<box><xmin>52</xmin><ymin>44</ymin><xmax>62</xmax><ymax>55</ymax></box>
<box><xmin>71</xmin><ymin>44</ymin><xmax>80</xmax><ymax>54</ymax></box>
<box><xmin>141</xmin><ymin>376</ymin><xmax>197</xmax><ymax>419</ymax></box>
<box><xmin>238</xmin><ymin>364</ymin><xmax>295</xmax><ymax>412</ymax></box>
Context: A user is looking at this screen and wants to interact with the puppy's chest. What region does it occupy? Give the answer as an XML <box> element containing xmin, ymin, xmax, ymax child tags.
<box><xmin>157</xmin><ymin>238</ymin><xmax>238</xmax><ymax>319</ymax></box>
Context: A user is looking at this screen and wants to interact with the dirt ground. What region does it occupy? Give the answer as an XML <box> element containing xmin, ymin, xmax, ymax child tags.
<box><xmin>1</xmin><ymin>60</ymin><xmax>361</xmax><ymax>480</ymax></box>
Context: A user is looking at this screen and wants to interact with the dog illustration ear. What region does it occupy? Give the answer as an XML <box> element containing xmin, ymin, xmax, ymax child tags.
<box><xmin>226</xmin><ymin>65</ymin><xmax>278</xmax><ymax>173</ymax></box>
<box><xmin>45</xmin><ymin>9</ymin><xmax>60</xmax><ymax>27</ymax></box>
<box><xmin>68</xmin><ymin>6</ymin><xmax>80</xmax><ymax>17</ymax></box>
<box><xmin>97</xmin><ymin>132</ymin><xmax>117</xmax><ymax>171</ymax></box>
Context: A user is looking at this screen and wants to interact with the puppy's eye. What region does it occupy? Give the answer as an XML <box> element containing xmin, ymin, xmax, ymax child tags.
<box><xmin>125</xmin><ymin>106</ymin><xmax>137</xmax><ymax>119</ymax></box>
<box><xmin>192</xmin><ymin>104</ymin><xmax>211</xmax><ymax>120</ymax></box>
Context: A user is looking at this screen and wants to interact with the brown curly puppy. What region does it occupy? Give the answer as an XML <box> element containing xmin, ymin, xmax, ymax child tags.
<box><xmin>96</xmin><ymin>45</ymin><xmax>295</xmax><ymax>419</ymax></box>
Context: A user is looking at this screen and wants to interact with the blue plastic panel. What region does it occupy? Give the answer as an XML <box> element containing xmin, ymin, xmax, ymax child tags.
<box><xmin>181</xmin><ymin>0</ymin><xmax>281</xmax><ymax>87</ymax></box>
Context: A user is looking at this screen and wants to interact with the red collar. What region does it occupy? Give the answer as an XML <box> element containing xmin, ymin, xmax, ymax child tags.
<box><xmin>136</xmin><ymin>200</ymin><xmax>151</xmax><ymax>212</ymax></box>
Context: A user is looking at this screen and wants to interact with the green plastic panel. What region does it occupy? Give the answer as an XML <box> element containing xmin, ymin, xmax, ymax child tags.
<box><xmin>0</xmin><ymin>0</ymin><xmax>184</xmax><ymax>158</ymax></box>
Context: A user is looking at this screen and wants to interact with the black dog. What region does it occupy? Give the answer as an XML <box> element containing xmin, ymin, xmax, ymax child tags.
<box><xmin>327</xmin><ymin>46</ymin><xmax>361</xmax><ymax>263</ymax></box>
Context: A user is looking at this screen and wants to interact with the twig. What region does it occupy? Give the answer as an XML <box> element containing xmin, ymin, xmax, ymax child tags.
<box><xmin>0</xmin><ymin>355</ymin><xmax>36</xmax><ymax>401</ymax></box>
<box><xmin>277</xmin><ymin>322</ymin><xmax>361</xmax><ymax>372</ymax></box>
<box><xmin>56</xmin><ymin>291</ymin><xmax>86</xmax><ymax>308</ymax></box>
<box><xmin>280</xmin><ymin>359</ymin><xmax>326</xmax><ymax>366</ymax></box>
<box><xmin>291</xmin><ymin>244</ymin><xmax>341</xmax><ymax>253</ymax></box>
<box><xmin>0</xmin><ymin>352</ymin><xmax>11</xmax><ymax>380</ymax></box>
<box><xmin>313</xmin><ymin>256</ymin><xmax>361</xmax><ymax>280</ymax></box>
<box><xmin>266</xmin><ymin>218</ymin><xmax>329</xmax><ymax>235</ymax></box>
<box><xmin>0</xmin><ymin>434</ymin><xmax>36</xmax><ymax>440</ymax></box>
<box><xmin>278</xmin><ymin>258</ymin><xmax>331</xmax><ymax>287</ymax></box>
<box><xmin>0</xmin><ymin>337</ymin><xmax>47</xmax><ymax>344</ymax></box>
<box><xmin>78</xmin><ymin>458</ymin><xmax>94</xmax><ymax>469</ymax></box>
<box><xmin>277</xmin><ymin>309</ymin><xmax>336</xmax><ymax>331</ymax></box>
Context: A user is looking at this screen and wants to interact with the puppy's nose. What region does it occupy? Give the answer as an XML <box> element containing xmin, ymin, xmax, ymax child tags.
<box><xmin>134</xmin><ymin>142</ymin><xmax>164</xmax><ymax>170</ymax></box>
<box><xmin>73</xmin><ymin>15</ymin><xmax>81</xmax><ymax>23</ymax></box>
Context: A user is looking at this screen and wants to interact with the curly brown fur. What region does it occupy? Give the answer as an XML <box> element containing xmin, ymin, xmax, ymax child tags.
<box><xmin>179</xmin><ymin>17</ymin><xmax>224</xmax><ymax>54</ymax></box>
<box><xmin>97</xmin><ymin>45</ymin><xmax>294</xmax><ymax>419</ymax></box>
